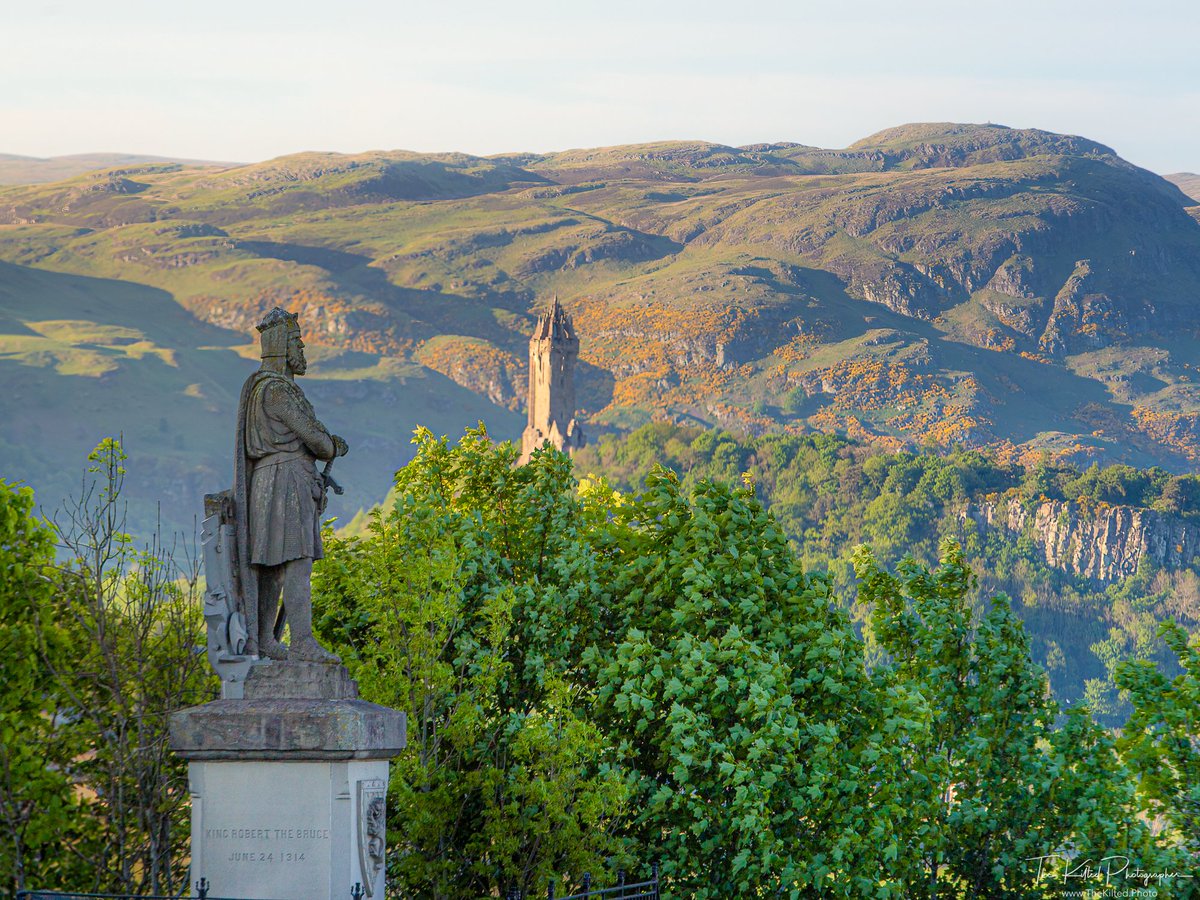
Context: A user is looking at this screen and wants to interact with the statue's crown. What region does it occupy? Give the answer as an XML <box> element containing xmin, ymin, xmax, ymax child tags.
<box><xmin>257</xmin><ymin>307</ymin><xmax>299</xmax><ymax>359</ymax></box>
<box><xmin>256</xmin><ymin>307</ymin><xmax>299</xmax><ymax>334</ymax></box>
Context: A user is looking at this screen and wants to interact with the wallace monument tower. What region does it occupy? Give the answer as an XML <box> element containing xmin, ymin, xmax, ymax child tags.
<box><xmin>520</xmin><ymin>296</ymin><xmax>586</xmax><ymax>464</ymax></box>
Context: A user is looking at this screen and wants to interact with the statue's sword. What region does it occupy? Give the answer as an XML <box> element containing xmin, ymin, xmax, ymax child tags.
<box><xmin>322</xmin><ymin>457</ymin><xmax>344</xmax><ymax>496</ymax></box>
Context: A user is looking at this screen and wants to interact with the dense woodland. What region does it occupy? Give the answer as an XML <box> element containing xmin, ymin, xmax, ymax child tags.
<box><xmin>577</xmin><ymin>424</ymin><xmax>1200</xmax><ymax>723</ymax></box>
<box><xmin>4</xmin><ymin>431</ymin><xmax>1199</xmax><ymax>897</ymax></box>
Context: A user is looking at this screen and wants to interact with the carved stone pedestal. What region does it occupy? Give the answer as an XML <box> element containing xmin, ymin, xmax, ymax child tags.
<box><xmin>170</xmin><ymin>662</ymin><xmax>406</xmax><ymax>900</ymax></box>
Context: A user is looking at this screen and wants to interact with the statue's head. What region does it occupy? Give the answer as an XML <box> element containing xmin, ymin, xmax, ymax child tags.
<box><xmin>257</xmin><ymin>307</ymin><xmax>307</xmax><ymax>375</ymax></box>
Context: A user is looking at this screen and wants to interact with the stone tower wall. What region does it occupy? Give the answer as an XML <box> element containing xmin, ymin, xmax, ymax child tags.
<box><xmin>520</xmin><ymin>299</ymin><xmax>585</xmax><ymax>463</ymax></box>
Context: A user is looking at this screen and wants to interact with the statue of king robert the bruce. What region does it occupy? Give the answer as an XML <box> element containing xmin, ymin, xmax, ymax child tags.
<box><xmin>234</xmin><ymin>307</ymin><xmax>348</xmax><ymax>662</ymax></box>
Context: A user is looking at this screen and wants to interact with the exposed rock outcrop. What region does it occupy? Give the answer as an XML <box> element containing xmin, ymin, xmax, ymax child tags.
<box><xmin>415</xmin><ymin>336</ymin><xmax>523</xmax><ymax>410</ymax></box>
<box><xmin>964</xmin><ymin>497</ymin><xmax>1200</xmax><ymax>582</ymax></box>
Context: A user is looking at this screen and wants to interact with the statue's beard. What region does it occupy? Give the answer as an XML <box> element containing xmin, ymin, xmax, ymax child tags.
<box><xmin>287</xmin><ymin>347</ymin><xmax>307</xmax><ymax>375</ymax></box>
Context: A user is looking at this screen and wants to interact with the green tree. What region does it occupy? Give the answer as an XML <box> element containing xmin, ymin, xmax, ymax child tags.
<box><xmin>1116</xmin><ymin>622</ymin><xmax>1200</xmax><ymax>863</ymax></box>
<box><xmin>0</xmin><ymin>480</ymin><xmax>89</xmax><ymax>893</ymax></box>
<box><xmin>856</xmin><ymin>540</ymin><xmax>1168</xmax><ymax>896</ymax></box>
<box><xmin>35</xmin><ymin>439</ymin><xmax>213</xmax><ymax>894</ymax></box>
<box><xmin>1</xmin><ymin>441</ymin><xmax>213</xmax><ymax>895</ymax></box>
<box><xmin>585</xmin><ymin>468</ymin><xmax>924</xmax><ymax>898</ymax></box>
<box><xmin>314</xmin><ymin>427</ymin><xmax>627</xmax><ymax>899</ymax></box>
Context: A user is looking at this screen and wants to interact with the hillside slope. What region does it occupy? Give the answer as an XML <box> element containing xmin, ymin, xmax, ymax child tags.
<box><xmin>1165</xmin><ymin>172</ymin><xmax>1200</xmax><ymax>205</ymax></box>
<box><xmin>2</xmin><ymin>123</ymin><xmax>1199</xmax><ymax>535</ymax></box>
<box><xmin>0</xmin><ymin>259</ymin><xmax>520</xmax><ymax>535</ymax></box>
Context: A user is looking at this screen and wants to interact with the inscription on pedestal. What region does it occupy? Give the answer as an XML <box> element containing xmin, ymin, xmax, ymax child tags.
<box><xmin>205</xmin><ymin>825</ymin><xmax>331</xmax><ymax>864</ymax></box>
<box><xmin>192</xmin><ymin>761</ymin><xmax>333</xmax><ymax>896</ymax></box>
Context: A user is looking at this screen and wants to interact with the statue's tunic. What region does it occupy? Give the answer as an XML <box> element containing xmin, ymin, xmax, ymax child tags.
<box><xmin>241</xmin><ymin>372</ymin><xmax>331</xmax><ymax>566</ymax></box>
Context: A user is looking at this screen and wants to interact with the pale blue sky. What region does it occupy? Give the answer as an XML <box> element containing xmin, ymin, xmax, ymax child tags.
<box><xmin>4</xmin><ymin>0</ymin><xmax>1198</xmax><ymax>173</ymax></box>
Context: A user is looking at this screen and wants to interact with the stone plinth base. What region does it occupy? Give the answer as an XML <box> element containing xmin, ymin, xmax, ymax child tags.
<box><xmin>170</xmin><ymin>661</ymin><xmax>405</xmax><ymax>900</ymax></box>
<box><xmin>188</xmin><ymin>759</ymin><xmax>388</xmax><ymax>899</ymax></box>
<box><xmin>169</xmin><ymin>697</ymin><xmax>405</xmax><ymax>761</ymax></box>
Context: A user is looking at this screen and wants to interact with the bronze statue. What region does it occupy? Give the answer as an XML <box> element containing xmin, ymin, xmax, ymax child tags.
<box><xmin>231</xmin><ymin>307</ymin><xmax>347</xmax><ymax>662</ymax></box>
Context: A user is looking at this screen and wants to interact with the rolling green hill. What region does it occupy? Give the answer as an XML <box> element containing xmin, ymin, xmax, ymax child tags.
<box><xmin>2</xmin><ymin>122</ymin><xmax>1200</xmax><ymax>540</ymax></box>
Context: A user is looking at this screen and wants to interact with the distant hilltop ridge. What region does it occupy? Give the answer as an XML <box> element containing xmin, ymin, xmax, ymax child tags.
<box><xmin>0</xmin><ymin>152</ymin><xmax>236</xmax><ymax>185</ymax></box>
<box><xmin>4</xmin><ymin>121</ymin><xmax>1200</xmax><ymax>541</ymax></box>
<box><xmin>2</xmin><ymin>121</ymin><xmax>1187</xmax><ymax>184</ymax></box>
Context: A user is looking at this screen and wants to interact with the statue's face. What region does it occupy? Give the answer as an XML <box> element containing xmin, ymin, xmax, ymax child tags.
<box><xmin>286</xmin><ymin>329</ymin><xmax>307</xmax><ymax>376</ymax></box>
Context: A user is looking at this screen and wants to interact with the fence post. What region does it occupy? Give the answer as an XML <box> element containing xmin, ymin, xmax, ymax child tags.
<box><xmin>548</xmin><ymin>876</ymin><xmax>557</xmax><ymax>899</ymax></box>
<box><xmin>652</xmin><ymin>862</ymin><xmax>660</xmax><ymax>900</ymax></box>
<box><xmin>582</xmin><ymin>872</ymin><xmax>591</xmax><ymax>894</ymax></box>
<box><xmin>617</xmin><ymin>868</ymin><xmax>626</xmax><ymax>899</ymax></box>
<box><xmin>196</xmin><ymin>876</ymin><xmax>210</xmax><ymax>899</ymax></box>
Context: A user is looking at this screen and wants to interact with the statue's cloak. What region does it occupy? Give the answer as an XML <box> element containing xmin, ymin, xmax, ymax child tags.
<box><xmin>233</xmin><ymin>369</ymin><xmax>277</xmax><ymax>656</ymax></box>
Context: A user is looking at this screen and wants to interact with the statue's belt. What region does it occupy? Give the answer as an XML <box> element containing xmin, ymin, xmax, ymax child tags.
<box><xmin>250</xmin><ymin>448</ymin><xmax>315</xmax><ymax>470</ymax></box>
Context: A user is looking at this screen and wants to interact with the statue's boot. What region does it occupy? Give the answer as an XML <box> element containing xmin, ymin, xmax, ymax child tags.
<box><xmin>283</xmin><ymin>557</ymin><xmax>341</xmax><ymax>664</ymax></box>
<box><xmin>259</xmin><ymin>638</ymin><xmax>290</xmax><ymax>660</ymax></box>
<box><xmin>290</xmin><ymin>636</ymin><xmax>338</xmax><ymax>663</ymax></box>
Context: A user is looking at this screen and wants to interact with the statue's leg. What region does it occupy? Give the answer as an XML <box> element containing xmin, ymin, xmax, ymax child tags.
<box><xmin>256</xmin><ymin>565</ymin><xmax>289</xmax><ymax>660</ymax></box>
<box><xmin>283</xmin><ymin>557</ymin><xmax>339</xmax><ymax>663</ymax></box>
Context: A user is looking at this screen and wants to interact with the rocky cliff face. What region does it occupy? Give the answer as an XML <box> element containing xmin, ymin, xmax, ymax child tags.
<box><xmin>965</xmin><ymin>498</ymin><xmax>1200</xmax><ymax>582</ymax></box>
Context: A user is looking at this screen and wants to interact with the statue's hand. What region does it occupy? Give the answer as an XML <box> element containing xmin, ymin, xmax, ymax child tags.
<box><xmin>332</xmin><ymin>434</ymin><xmax>349</xmax><ymax>457</ymax></box>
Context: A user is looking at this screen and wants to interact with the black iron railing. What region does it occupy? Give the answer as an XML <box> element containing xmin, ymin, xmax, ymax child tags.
<box><xmin>20</xmin><ymin>867</ymin><xmax>659</xmax><ymax>900</ymax></box>
<box><xmin>15</xmin><ymin>885</ymin><xmax>239</xmax><ymax>900</ymax></box>
<box><xmin>16</xmin><ymin>891</ymin><xmax>224</xmax><ymax>900</ymax></box>
<box><xmin>507</xmin><ymin>864</ymin><xmax>661</xmax><ymax>900</ymax></box>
